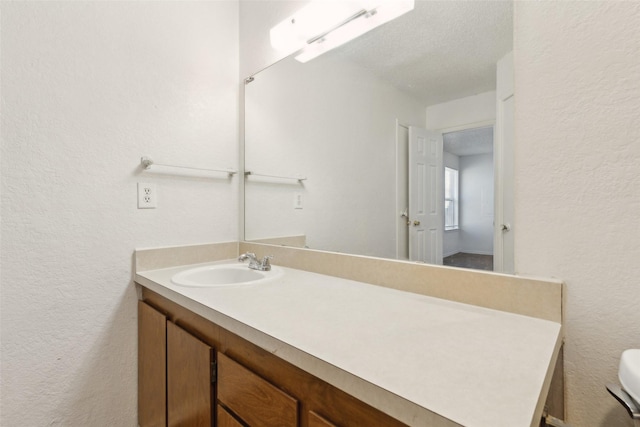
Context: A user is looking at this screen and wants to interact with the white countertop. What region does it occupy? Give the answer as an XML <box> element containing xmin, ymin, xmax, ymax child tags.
<box><xmin>135</xmin><ymin>260</ymin><xmax>562</xmax><ymax>427</ymax></box>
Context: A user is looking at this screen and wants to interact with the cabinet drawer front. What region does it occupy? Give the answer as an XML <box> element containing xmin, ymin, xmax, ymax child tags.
<box><xmin>217</xmin><ymin>405</ymin><xmax>244</xmax><ymax>427</ymax></box>
<box><xmin>218</xmin><ymin>352</ymin><xmax>298</xmax><ymax>427</ymax></box>
<box><xmin>309</xmin><ymin>411</ymin><xmax>338</xmax><ymax>427</ymax></box>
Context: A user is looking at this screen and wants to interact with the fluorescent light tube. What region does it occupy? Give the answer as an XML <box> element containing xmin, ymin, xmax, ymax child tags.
<box><xmin>270</xmin><ymin>0</ymin><xmax>380</xmax><ymax>53</ymax></box>
<box><xmin>295</xmin><ymin>0</ymin><xmax>415</xmax><ymax>63</ymax></box>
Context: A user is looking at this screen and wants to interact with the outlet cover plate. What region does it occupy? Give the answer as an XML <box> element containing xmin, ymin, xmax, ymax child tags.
<box><xmin>137</xmin><ymin>183</ymin><xmax>157</xmax><ymax>209</ymax></box>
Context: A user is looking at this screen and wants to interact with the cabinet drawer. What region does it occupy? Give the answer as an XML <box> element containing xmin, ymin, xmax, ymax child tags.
<box><xmin>217</xmin><ymin>352</ymin><xmax>298</xmax><ymax>427</ymax></box>
<box><xmin>309</xmin><ymin>411</ymin><xmax>338</xmax><ymax>427</ymax></box>
<box><xmin>217</xmin><ymin>405</ymin><xmax>244</xmax><ymax>427</ymax></box>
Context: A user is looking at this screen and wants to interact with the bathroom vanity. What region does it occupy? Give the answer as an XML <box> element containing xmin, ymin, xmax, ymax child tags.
<box><xmin>135</xmin><ymin>242</ymin><xmax>564</xmax><ymax>427</ymax></box>
<box><xmin>138</xmin><ymin>290</ymin><xmax>407</xmax><ymax>427</ymax></box>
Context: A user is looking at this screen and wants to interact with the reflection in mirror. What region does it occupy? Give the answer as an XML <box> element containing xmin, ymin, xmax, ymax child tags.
<box><xmin>244</xmin><ymin>1</ymin><xmax>513</xmax><ymax>270</ymax></box>
<box><xmin>442</xmin><ymin>126</ymin><xmax>494</xmax><ymax>271</ymax></box>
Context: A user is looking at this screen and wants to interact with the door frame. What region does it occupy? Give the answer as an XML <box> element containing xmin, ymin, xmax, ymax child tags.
<box><xmin>494</xmin><ymin>51</ymin><xmax>515</xmax><ymax>274</ymax></box>
<box><xmin>440</xmin><ymin>120</ymin><xmax>495</xmax><ymax>136</ymax></box>
<box><xmin>395</xmin><ymin>120</ymin><xmax>410</xmax><ymax>260</ymax></box>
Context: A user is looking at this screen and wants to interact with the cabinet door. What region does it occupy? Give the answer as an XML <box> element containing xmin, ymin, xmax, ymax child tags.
<box><xmin>217</xmin><ymin>405</ymin><xmax>244</xmax><ymax>427</ymax></box>
<box><xmin>217</xmin><ymin>352</ymin><xmax>298</xmax><ymax>427</ymax></box>
<box><xmin>138</xmin><ymin>301</ymin><xmax>167</xmax><ymax>427</ymax></box>
<box><xmin>167</xmin><ymin>322</ymin><xmax>213</xmax><ymax>427</ymax></box>
<box><xmin>309</xmin><ymin>411</ymin><xmax>338</xmax><ymax>427</ymax></box>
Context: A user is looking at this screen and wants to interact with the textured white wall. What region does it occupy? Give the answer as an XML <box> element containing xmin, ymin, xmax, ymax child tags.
<box><xmin>515</xmin><ymin>2</ymin><xmax>640</xmax><ymax>426</ymax></box>
<box><xmin>0</xmin><ymin>2</ymin><xmax>238</xmax><ymax>425</ymax></box>
<box><xmin>459</xmin><ymin>154</ymin><xmax>493</xmax><ymax>255</ymax></box>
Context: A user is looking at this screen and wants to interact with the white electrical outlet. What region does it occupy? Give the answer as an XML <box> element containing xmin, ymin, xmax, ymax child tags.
<box><xmin>293</xmin><ymin>192</ymin><xmax>303</xmax><ymax>209</ymax></box>
<box><xmin>137</xmin><ymin>183</ymin><xmax>157</xmax><ymax>209</ymax></box>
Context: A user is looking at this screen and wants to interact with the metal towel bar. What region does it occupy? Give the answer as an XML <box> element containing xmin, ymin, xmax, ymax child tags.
<box><xmin>141</xmin><ymin>157</ymin><xmax>237</xmax><ymax>177</ymax></box>
<box><xmin>244</xmin><ymin>171</ymin><xmax>306</xmax><ymax>182</ymax></box>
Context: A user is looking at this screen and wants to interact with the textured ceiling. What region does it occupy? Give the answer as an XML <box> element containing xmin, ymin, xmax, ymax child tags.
<box><xmin>329</xmin><ymin>1</ymin><xmax>513</xmax><ymax>106</ymax></box>
<box><xmin>443</xmin><ymin>126</ymin><xmax>494</xmax><ymax>156</ymax></box>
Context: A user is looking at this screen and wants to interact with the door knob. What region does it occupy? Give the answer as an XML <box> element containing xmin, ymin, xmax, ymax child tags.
<box><xmin>413</xmin><ymin>220</ymin><xmax>421</xmax><ymax>226</ymax></box>
<box><xmin>501</xmin><ymin>223</ymin><xmax>511</xmax><ymax>232</ymax></box>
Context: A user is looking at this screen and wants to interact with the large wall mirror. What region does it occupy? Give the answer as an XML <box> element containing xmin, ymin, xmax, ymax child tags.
<box><xmin>244</xmin><ymin>1</ymin><xmax>514</xmax><ymax>272</ymax></box>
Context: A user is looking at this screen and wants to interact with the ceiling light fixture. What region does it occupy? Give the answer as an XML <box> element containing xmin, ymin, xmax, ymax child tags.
<box><xmin>270</xmin><ymin>1</ymin><xmax>415</xmax><ymax>63</ymax></box>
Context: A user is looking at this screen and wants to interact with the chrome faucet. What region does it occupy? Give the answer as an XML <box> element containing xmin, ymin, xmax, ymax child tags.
<box><xmin>238</xmin><ymin>252</ymin><xmax>273</xmax><ymax>271</ymax></box>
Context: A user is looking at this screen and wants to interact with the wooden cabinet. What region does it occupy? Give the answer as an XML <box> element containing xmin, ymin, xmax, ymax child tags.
<box><xmin>138</xmin><ymin>301</ymin><xmax>167</xmax><ymax>427</ymax></box>
<box><xmin>308</xmin><ymin>412</ymin><xmax>337</xmax><ymax>427</ymax></box>
<box><xmin>167</xmin><ymin>321</ymin><xmax>213</xmax><ymax>426</ymax></box>
<box><xmin>216</xmin><ymin>406</ymin><xmax>243</xmax><ymax>427</ymax></box>
<box><xmin>139</xmin><ymin>289</ymin><xmax>408</xmax><ymax>427</ymax></box>
<box><xmin>138</xmin><ymin>301</ymin><xmax>213</xmax><ymax>427</ymax></box>
<box><xmin>217</xmin><ymin>352</ymin><xmax>298</xmax><ymax>426</ymax></box>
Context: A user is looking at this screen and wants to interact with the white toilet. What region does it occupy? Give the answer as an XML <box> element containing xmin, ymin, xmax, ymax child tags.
<box><xmin>620</xmin><ymin>350</ymin><xmax>640</xmax><ymax>406</ymax></box>
<box><xmin>608</xmin><ymin>349</ymin><xmax>640</xmax><ymax>426</ymax></box>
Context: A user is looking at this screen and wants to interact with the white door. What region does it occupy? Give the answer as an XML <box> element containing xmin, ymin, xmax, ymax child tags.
<box><xmin>494</xmin><ymin>51</ymin><xmax>515</xmax><ymax>273</ymax></box>
<box><xmin>409</xmin><ymin>126</ymin><xmax>443</xmax><ymax>264</ymax></box>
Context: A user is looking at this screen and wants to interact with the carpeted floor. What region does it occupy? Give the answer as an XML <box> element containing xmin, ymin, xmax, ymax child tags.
<box><xmin>443</xmin><ymin>252</ymin><xmax>493</xmax><ymax>271</ymax></box>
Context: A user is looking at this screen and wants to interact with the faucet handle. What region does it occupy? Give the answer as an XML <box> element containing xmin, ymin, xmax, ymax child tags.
<box><xmin>261</xmin><ymin>255</ymin><xmax>273</xmax><ymax>270</ymax></box>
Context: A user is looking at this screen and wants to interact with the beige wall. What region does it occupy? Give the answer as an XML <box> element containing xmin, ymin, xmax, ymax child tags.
<box><xmin>514</xmin><ymin>2</ymin><xmax>640</xmax><ymax>426</ymax></box>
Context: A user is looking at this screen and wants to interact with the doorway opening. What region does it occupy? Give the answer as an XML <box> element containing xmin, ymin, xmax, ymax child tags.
<box><xmin>442</xmin><ymin>126</ymin><xmax>494</xmax><ymax>271</ymax></box>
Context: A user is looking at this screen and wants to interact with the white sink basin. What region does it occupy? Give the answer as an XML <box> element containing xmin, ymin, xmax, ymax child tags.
<box><xmin>171</xmin><ymin>264</ymin><xmax>282</xmax><ymax>287</ymax></box>
<box><xmin>620</xmin><ymin>349</ymin><xmax>640</xmax><ymax>405</ymax></box>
